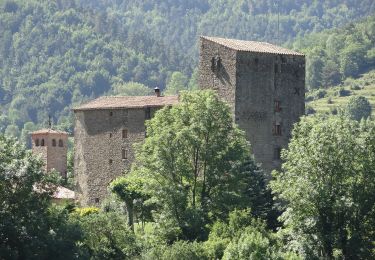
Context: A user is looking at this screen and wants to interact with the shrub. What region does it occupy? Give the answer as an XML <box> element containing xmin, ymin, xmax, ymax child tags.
<box><xmin>345</xmin><ymin>96</ymin><xmax>372</xmax><ymax>121</ymax></box>
<box><xmin>336</xmin><ymin>88</ymin><xmax>351</xmax><ymax>97</ymax></box>
<box><xmin>306</xmin><ymin>106</ymin><xmax>316</xmax><ymax>115</ymax></box>
<box><xmin>314</xmin><ymin>89</ymin><xmax>327</xmax><ymax>99</ymax></box>
<box><xmin>327</xmin><ymin>98</ymin><xmax>333</xmax><ymax>104</ymax></box>
<box><xmin>143</xmin><ymin>241</ymin><xmax>207</xmax><ymax>260</ymax></box>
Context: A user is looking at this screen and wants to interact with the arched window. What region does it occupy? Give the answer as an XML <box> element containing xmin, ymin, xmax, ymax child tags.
<box><xmin>35</xmin><ymin>139</ymin><xmax>40</xmax><ymax>146</ymax></box>
<box><xmin>41</xmin><ymin>139</ymin><xmax>45</xmax><ymax>146</ymax></box>
<box><xmin>52</xmin><ymin>139</ymin><xmax>56</xmax><ymax>147</ymax></box>
<box><xmin>58</xmin><ymin>139</ymin><xmax>63</xmax><ymax>147</ymax></box>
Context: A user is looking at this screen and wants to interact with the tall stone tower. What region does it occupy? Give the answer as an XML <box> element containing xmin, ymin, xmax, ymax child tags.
<box><xmin>31</xmin><ymin>129</ymin><xmax>68</xmax><ymax>178</ymax></box>
<box><xmin>199</xmin><ymin>36</ymin><xmax>305</xmax><ymax>174</ymax></box>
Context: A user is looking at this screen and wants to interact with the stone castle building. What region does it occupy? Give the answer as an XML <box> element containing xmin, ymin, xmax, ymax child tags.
<box><xmin>31</xmin><ymin>128</ymin><xmax>68</xmax><ymax>178</ymax></box>
<box><xmin>199</xmin><ymin>36</ymin><xmax>305</xmax><ymax>174</ymax></box>
<box><xmin>73</xmin><ymin>37</ymin><xmax>305</xmax><ymax>205</ymax></box>
<box><xmin>73</xmin><ymin>92</ymin><xmax>178</xmax><ymax>205</ymax></box>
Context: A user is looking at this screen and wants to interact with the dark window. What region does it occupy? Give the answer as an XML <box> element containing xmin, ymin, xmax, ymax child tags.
<box><xmin>122</xmin><ymin>149</ymin><xmax>127</xmax><ymax>159</ymax></box>
<box><xmin>145</xmin><ymin>107</ymin><xmax>151</xmax><ymax>119</ymax></box>
<box><xmin>41</xmin><ymin>139</ymin><xmax>45</xmax><ymax>146</ymax></box>
<box><xmin>274</xmin><ymin>100</ymin><xmax>282</xmax><ymax>112</ymax></box>
<box><xmin>273</xmin><ymin>123</ymin><xmax>282</xmax><ymax>136</ymax></box>
<box><xmin>58</xmin><ymin>139</ymin><xmax>63</xmax><ymax>147</ymax></box>
<box><xmin>274</xmin><ymin>147</ymin><xmax>282</xmax><ymax>160</ymax></box>
<box><xmin>254</xmin><ymin>58</ymin><xmax>259</xmax><ymax>65</ymax></box>
<box><xmin>109</xmin><ymin>133</ymin><xmax>112</xmax><ymax>138</ymax></box>
<box><xmin>109</xmin><ymin>111</ymin><xmax>113</xmax><ymax>116</ymax></box>
<box><xmin>95</xmin><ymin>198</ymin><xmax>100</xmax><ymax>203</ymax></box>
<box><xmin>109</xmin><ymin>159</ymin><xmax>113</xmax><ymax>164</ymax></box>
<box><xmin>274</xmin><ymin>64</ymin><xmax>279</xmax><ymax>73</ymax></box>
<box><xmin>35</xmin><ymin>139</ymin><xmax>40</xmax><ymax>146</ymax></box>
<box><xmin>52</xmin><ymin>139</ymin><xmax>56</xmax><ymax>147</ymax></box>
<box><xmin>211</xmin><ymin>56</ymin><xmax>222</xmax><ymax>72</ymax></box>
<box><xmin>122</xmin><ymin>129</ymin><xmax>128</xmax><ymax>139</ymax></box>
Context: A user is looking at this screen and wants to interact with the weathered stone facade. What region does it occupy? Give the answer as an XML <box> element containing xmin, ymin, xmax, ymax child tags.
<box><xmin>73</xmin><ymin>95</ymin><xmax>178</xmax><ymax>206</ymax></box>
<box><xmin>31</xmin><ymin>129</ymin><xmax>68</xmax><ymax>178</ymax></box>
<box><xmin>199</xmin><ymin>36</ymin><xmax>305</xmax><ymax>175</ymax></box>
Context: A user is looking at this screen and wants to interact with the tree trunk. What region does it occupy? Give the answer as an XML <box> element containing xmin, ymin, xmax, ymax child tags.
<box><xmin>126</xmin><ymin>200</ymin><xmax>134</xmax><ymax>233</ymax></box>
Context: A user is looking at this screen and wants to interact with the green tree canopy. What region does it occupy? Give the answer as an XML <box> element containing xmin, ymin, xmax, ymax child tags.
<box><xmin>112</xmin><ymin>81</ymin><xmax>153</xmax><ymax>96</ymax></box>
<box><xmin>130</xmin><ymin>90</ymin><xmax>253</xmax><ymax>241</ymax></box>
<box><xmin>271</xmin><ymin>115</ymin><xmax>375</xmax><ymax>259</ymax></box>
<box><xmin>0</xmin><ymin>135</ymin><xmax>81</xmax><ymax>259</ymax></box>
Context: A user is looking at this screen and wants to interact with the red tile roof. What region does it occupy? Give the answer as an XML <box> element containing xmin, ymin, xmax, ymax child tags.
<box><xmin>32</xmin><ymin>129</ymin><xmax>68</xmax><ymax>135</ymax></box>
<box><xmin>201</xmin><ymin>36</ymin><xmax>304</xmax><ymax>56</ymax></box>
<box><xmin>73</xmin><ymin>95</ymin><xmax>179</xmax><ymax>111</ymax></box>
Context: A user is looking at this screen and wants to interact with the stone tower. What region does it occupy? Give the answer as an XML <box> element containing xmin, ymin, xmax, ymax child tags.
<box><xmin>199</xmin><ymin>36</ymin><xmax>305</xmax><ymax>174</ymax></box>
<box><xmin>73</xmin><ymin>92</ymin><xmax>178</xmax><ymax>206</ymax></box>
<box><xmin>31</xmin><ymin>129</ymin><xmax>68</xmax><ymax>178</ymax></box>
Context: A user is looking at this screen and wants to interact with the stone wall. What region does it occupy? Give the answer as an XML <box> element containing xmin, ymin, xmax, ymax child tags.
<box><xmin>74</xmin><ymin>106</ymin><xmax>159</xmax><ymax>206</ymax></box>
<box><xmin>198</xmin><ymin>37</ymin><xmax>237</xmax><ymax>114</ymax></box>
<box><xmin>199</xmin><ymin>38</ymin><xmax>305</xmax><ymax>176</ymax></box>
<box><xmin>32</xmin><ymin>133</ymin><xmax>68</xmax><ymax>177</ymax></box>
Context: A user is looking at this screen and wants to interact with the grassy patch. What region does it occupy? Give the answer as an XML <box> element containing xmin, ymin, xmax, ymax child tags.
<box><xmin>306</xmin><ymin>70</ymin><xmax>375</xmax><ymax>115</ymax></box>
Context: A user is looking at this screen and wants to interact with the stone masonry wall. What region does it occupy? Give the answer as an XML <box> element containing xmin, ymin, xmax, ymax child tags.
<box><xmin>74</xmin><ymin>106</ymin><xmax>159</xmax><ymax>206</ymax></box>
<box><xmin>235</xmin><ymin>52</ymin><xmax>305</xmax><ymax>175</ymax></box>
<box><xmin>32</xmin><ymin>133</ymin><xmax>68</xmax><ymax>177</ymax></box>
<box><xmin>199</xmin><ymin>38</ymin><xmax>305</xmax><ymax>176</ymax></box>
<box><xmin>199</xmin><ymin>37</ymin><xmax>237</xmax><ymax>114</ymax></box>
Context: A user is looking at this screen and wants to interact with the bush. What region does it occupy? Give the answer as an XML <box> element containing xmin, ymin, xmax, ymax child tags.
<box><xmin>345</xmin><ymin>96</ymin><xmax>372</xmax><ymax>121</ymax></box>
<box><xmin>314</xmin><ymin>89</ymin><xmax>327</xmax><ymax>99</ymax></box>
<box><xmin>327</xmin><ymin>98</ymin><xmax>333</xmax><ymax>104</ymax></box>
<box><xmin>306</xmin><ymin>106</ymin><xmax>316</xmax><ymax>115</ymax></box>
<box><xmin>336</xmin><ymin>88</ymin><xmax>351</xmax><ymax>97</ymax></box>
<box><xmin>75</xmin><ymin>211</ymin><xmax>140</xmax><ymax>259</ymax></box>
<box><xmin>143</xmin><ymin>241</ymin><xmax>207</xmax><ymax>260</ymax></box>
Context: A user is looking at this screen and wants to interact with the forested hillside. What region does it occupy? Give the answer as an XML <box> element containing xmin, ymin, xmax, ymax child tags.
<box><xmin>0</xmin><ymin>0</ymin><xmax>374</xmax><ymax>139</ymax></box>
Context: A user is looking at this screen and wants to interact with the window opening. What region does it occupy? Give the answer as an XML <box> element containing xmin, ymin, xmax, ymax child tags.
<box><xmin>52</xmin><ymin>139</ymin><xmax>56</xmax><ymax>147</ymax></box>
<box><xmin>273</xmin><ymin>123</ymin><xmax>282</xmax><ymax>136</ymax></box>
<box><xmin>122</xmin><ymin>149</ymin><xmax>128</xmax><ymax>160</ymax></box>
<box><xmin>58</xmin><ymin>139</ymin><xmax>63</xmax><ymax>147</ymax></box>
<box><xmin>274</xmin><ymin>147</ymin><xmax>282</xmax><ymax>160</ymax></box>
<box><xmin>145</xmin><ymin>107</ymin><xmax>151</xmax><ymax>119</ymax></box>
<box><xmin>41</xmin><ymin>139</ymin><xmax>45</xmax><ymax>146</ymax></box>
<box><xmin>274</xmin><ymin>100</ymin><xmax>282</xmax><ymax>112</ymax></box>
<box><xmin>35</xmin><ymin>139</ymin><xmax>40</xmax><ymax>146</ymax></box>
<box><xmin>122</xmin><ymin>129</ymin><xmax>128</xmax><ymax>139</ymax></box>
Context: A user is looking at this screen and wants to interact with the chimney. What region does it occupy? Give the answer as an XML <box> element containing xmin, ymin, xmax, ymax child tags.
<box><xmin>154</xmin><ymin>87</ymin><xmax>161</xmax><ymax>97</ymax></box>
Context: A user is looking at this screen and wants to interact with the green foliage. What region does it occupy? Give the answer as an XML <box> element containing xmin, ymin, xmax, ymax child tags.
<box><xmin>271</xmin><ymin>115</ymin><xmax>375</xmax><ymax>259</ymax></box>
<box><xmin>143</xmin><ymin>240</ymin><xmax>207</xmax><ymax>260</ymax></box>
<box><xmin>75</xmin><ymin>211</ymin><xmax>140</xmax><ymax>259</ymax></box>
<box><xmin>0</xmin><ymin>134</ymin><xmax>82</xmax><ymax>259</ymax></box>
<box><xmin>164</xmin><ymin>71</ymin><xmax>189</xmax><ymax>95</ymax></box>
<box><xmin>1</xmin><ymin>0</ymin><xmax>374</xmax><ymax>134</ymax></box>
<box><xmin>293</xmin><ymin>15</ymin><xmax>375</xmax><ymax>90</ymax></box>
<box><xmin>110</xmin><ymin>176</ymin><xmax>153</xmax><ymax>230</ymax></box>
<box><xmin>74</xmin><ymin>207</ymin><xmax>100</xmax><ymax>217</ymax></box>
<box><xmin>204</xmin><ymin>209</ymin><xmax>299</xmax><ymax>260</ymax></box>
<box><xmin>131</xmin><ymin>90</ymin><xmax>252</xmax><ymax>241</ymax></box>
<box><xmin>345</xmin><ymin>95</ymin><xmax>372</xmax><ymax>121</ymax></box>
<box><xmin>112</xmin><ymin>81</ymin><xmax>153</xmax><ymax>96</ymax></box>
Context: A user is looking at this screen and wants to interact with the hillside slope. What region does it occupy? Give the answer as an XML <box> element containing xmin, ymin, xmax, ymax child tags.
<box><xmin>0</xmin><ymin>0</ymin><xmax>374</xmax><ymax>139</ymax></box>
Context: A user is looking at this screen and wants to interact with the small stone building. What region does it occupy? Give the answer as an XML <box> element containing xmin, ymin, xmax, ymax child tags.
<box><xmin>199</xmin><ymin>36</ymin><xmax>305</xmax><ymax>175</ymax></box>
<box><xmin>31</xmin><ymin>129</ymin><xmax>68</xmax><ymax>178</ymax></box>
<box><xmin>73</xmin><ymin>93</ymin><xmax>179</xmax><ymax>206</ymax></box>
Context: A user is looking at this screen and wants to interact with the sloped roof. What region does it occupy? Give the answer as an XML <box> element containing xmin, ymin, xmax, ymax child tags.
<box><xmin>32</xmin><ymin>129</ymin><xmax>68</xmax><ymax>135</ymax></box>
<box><xmin>73</xmin><ymin>95</ymin><xmax>179</xmax><ymax>111</ymax></box>
<box><xmin>53</xmin><ymin>186</ymin><xmax>75</xmax><ymax>200</ymax></box>
<box><xmin>201</xmin><ymin>36</ymin><xmax>304</xmax><ymax>56</ymax></box>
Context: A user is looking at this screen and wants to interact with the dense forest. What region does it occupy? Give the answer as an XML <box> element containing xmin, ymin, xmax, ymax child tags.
<box><xmin>0</xmin><ymin>0</ymin><xmax>375</xmax><ymax>139</ymax></box>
